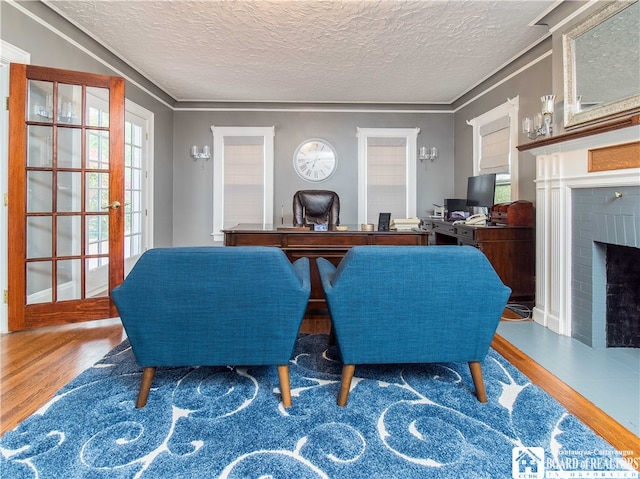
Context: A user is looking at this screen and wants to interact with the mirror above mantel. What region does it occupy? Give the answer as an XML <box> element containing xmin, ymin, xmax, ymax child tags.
<box><xmin>563</xmin><ymin>0</ymin><xmax>640</xmax><ymax>129</ymax></box>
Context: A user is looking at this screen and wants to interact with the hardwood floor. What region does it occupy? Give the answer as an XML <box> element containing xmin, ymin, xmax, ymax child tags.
<box><xmin>0</xmin><ymin>317</ymin><xmax>126</xmax><ymax>434</ymax></box>
<box><xmin>1</xmin><ymin>316</ymin><xmax>637</xmax><ymax>470</ymax></box>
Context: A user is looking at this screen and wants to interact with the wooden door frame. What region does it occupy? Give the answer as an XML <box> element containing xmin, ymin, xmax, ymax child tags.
<box><xmin>1</xmin><ymin>41</ymin><xmax>31</xmax><ymax>332</ymax></box>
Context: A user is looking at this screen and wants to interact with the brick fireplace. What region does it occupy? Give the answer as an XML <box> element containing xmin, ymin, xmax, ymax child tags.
<box><xmin>528</xmin><ymin>122</ymin><xmax>640</xmax><ymax>348</ymax></box>
<box><xmin>572</xmin><ymin>186</ymin><xmax>640</xmax><ymax>347</ymax></box>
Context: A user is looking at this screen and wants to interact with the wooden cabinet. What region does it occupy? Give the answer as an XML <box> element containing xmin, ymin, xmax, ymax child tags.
<box><xmin>422</xmin><ymin>219</ymin><xmax>534</xmax><ymax>302</ymax></box>
<box><xmin>223</xmin><ymin>224</ymin><xmax>429</xmax><ymax>310</ymax></box>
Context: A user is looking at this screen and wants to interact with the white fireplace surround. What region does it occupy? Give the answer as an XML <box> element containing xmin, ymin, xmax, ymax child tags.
<box><xmin>529</xmin><ymin>125</ymin><xmax>640</xmax><ymax>338</ymax></box>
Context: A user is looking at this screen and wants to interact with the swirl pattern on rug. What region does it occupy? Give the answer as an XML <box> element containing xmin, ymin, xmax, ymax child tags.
<box><xmin>0</xmin><ymin>334</ymin><xmax>624</xmax><ymax>478</ymax></box>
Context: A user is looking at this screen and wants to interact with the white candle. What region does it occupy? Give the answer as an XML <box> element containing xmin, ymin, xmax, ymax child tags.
<box><xmin>541</xmin><ymin>95</ymin><xmax>556</xmax><ymax>114</ymax></box>
<box><xmin>534</xmin><ymin>113</ymin><xmax>543</xmax><ymax>130</ymax></box>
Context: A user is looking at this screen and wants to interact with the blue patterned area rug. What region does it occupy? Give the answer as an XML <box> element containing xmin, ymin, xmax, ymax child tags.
<box><xmin>1</xmin><ymin>334</ymin><xmax>633</xmax><ymax>478</ymax></box>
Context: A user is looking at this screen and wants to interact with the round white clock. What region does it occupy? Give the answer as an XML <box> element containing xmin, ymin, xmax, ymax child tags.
<box><xmin>293</xmin><ymin>139</ymin><xmax>337</xmax><ymax>182</ymax></box>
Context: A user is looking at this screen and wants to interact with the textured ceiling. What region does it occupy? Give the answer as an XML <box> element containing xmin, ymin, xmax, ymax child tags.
<box><xmin>44</xmin><ymin>0</ymin><xmax>557</xmax><ymax>104</ymax></box>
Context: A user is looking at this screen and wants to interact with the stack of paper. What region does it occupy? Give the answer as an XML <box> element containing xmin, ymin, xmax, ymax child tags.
<box><xmin>390</xmin><ymin>218</ymin><xmax>421</xmax><ymax>231</ymax></box>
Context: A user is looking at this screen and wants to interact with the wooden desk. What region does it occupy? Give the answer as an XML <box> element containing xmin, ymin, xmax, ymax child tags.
<box><xmin>422</xmin><ymin>219</ymin><xmax>534</xmax><ymax>302</ymax></box>
<box><xmin>223</xmin><ymin>224</ymin><xmax>429</xmax><ymax>310</ymax></box>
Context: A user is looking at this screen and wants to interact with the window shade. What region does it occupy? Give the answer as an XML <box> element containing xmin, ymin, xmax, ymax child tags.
<box><xmin>366</xmin><ymin>138</ymin><xmax>406</xmax><ymax>223</ymax></box>
<box><xmin>479</xmin><ymin>116</ymin><xmax>510</xmax><ymax>174</ymax></box>
<box><xmin>223</xmin><ymin>139</ymin><xmax>264</xmax><ymax>227</ymax></box>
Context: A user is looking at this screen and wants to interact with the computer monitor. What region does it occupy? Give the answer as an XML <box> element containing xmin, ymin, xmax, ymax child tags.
<box><xmin>466</xmin><ymin>173</ymin><xmax>496</xmax><ymax>211</ymax></box>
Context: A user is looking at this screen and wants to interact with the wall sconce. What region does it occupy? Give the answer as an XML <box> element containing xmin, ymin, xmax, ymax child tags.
<box><xmin>419</xmin><ymin>146</ymin><xmax>438</xmax><ymax>162</ymax></box>
<box><xmin>191</xmin><ymin>145</ymin><xmax>211</xmax><ymax>161</ymax></box>
<box><xmin>522</xmin><ymin>95</ymin><xmax>556</xmax><ymax>140</ymax></box>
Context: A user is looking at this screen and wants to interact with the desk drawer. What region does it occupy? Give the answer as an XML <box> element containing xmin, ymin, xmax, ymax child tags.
<box><xmin>455</xmin><ymin>226</ymin><xmax>476</xmax><ymax>241</ymax></box>
<box><xmin>225</xmin><ymin>233</ymin><xmax>283</xmax><ymax>246</ymax></box>
<box><xmin>286</xmin><ymin>234</ymin><xmax>368</xmax><ymax>247</ymax></box>
<box><xmin>432</xmin><ymin>222</ymin><xmax>456</xmax><ymax>235</ymax></box>
<box><xmin>373</xmin><ymin>234</ymin><xmax>425</xmax><ymax>245</ymax></box>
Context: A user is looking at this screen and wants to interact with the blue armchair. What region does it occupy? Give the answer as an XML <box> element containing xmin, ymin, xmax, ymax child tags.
<box><xmin>317</xmin><ymin>245</ymin><xmax>511</xmax><ymax>406</ymax></box>
<box><xmin>112</xmin><ymin>246</ymin><xmax>311</xmax><ymax>408</ymax></box>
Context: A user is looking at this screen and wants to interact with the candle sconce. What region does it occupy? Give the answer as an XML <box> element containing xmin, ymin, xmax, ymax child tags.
<box><xmin>522</xmin><ymin>95</ymin><xmax>556</xmax><ymax>140</ymax></box>
<box><xmin>419</xmin><ymin>146</ymin><xmax>438</xmax><ymax>162</ymax></box>
<box><xmin>191</xmin><ymin>145</ymin><xmax>211</xmax><ymax>161</ymax></box>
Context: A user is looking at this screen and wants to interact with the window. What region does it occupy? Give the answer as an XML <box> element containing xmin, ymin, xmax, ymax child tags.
<box><xmin>123</xmin><ymin>119</ymin><xmax>143</xmax><ymax>262</ymax></box>
<box><xmin>211</xmin><ymin>126</ymin><xmax>274</xmax><ymax>241</ymax></box>
<box><xmin>357</xmin><ymin>128</ymin><xmax>419</xmax><ymax>224</ymax></box>
<box><xmin>123</xmin><ymin>102</ymin><xmax>152</xmax><ymax>276</ymax></box>
<box><xmin>468</xmin><ymin>97</ymin><xmax>519</xmax><ymax>202</ymax></box>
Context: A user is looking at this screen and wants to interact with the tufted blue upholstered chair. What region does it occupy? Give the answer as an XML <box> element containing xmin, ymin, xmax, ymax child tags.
<box><xmin>112</xmin><ymin>246</ymin><xmax>311</xmax><ymax>408</ymax></box>
<box><xmin>317</xmin><ymin>245</ymin><xmax>511</xmax><ymax>407</ymax></box>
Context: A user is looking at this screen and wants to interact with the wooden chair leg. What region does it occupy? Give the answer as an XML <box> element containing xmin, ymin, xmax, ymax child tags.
<box><xmin>277</xmin><ymin>365</ymin><xmax>292</xmax><ymax>408</ymax></box>
<box><xmin>337</xmin><ymin>364</ymin><xmax>356</xmax><ymax>407</ymax></box>
<box><xmin>468</xmin><ymin>361</ymin><xmax>487</xmax><ymax>403</ymax></box>
<box><xmin>328</xmin><ymin>324</ymin><xmax>336</xmax><ymax>346</ymax></box>
<box><xmin>136</xmin><ymin>367</ymin><xmax>156</xmax><ymax>408</ymax></box>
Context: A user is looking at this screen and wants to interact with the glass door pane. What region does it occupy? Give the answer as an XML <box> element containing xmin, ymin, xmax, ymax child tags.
<box><xmin>27</xmin><ymin>125</ymin><xmax>53</xmax><ymax>167</ymax></box>
<box><xmin>57</xmin><ymin>83</ymin><xmax>82</xmax><ymax>126</ymax></box>
<box><xmin>28</xmin><ymin>80</ymin><xmax>53</xmax><ymax>123</ymax></box>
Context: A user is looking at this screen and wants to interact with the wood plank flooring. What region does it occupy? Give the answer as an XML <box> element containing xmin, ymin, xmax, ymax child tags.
<box><xmin>1</xmin><ymin>316</ymin><xmax>637</xmax><ymax>470</ymax></box>
<box><xmin>0</xmin><ymin>317</ymin><xmax>126</xmax><ymax>434</ymax></box>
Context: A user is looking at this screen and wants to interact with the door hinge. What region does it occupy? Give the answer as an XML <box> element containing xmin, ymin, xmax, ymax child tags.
<box><xmin>3</xmin><ymin>193</ymin><xmax>7</xmax><ymax>206</ymax></box>
<box><xmin>3</xmin><ymin>290</ymin><xmax>7</xmax><ymax>304</ymax></box>
<box><xmin>5</xmin><ymin>97</ymin><xmax>8</xmax><ymax>111</ymax></box>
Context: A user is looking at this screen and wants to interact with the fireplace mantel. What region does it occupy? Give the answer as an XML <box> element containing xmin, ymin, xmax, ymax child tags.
<box><xmin>526</xmin><ymin>122</ymin><xmax>640</xmax><ymax>344</ymax></box>
<box><xmin>517</xmin><ymin>114</ymin><xmax>640</xmax><ymax>152</ymax></box>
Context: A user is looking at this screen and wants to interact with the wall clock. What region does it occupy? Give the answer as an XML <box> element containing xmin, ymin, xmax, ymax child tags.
<box><xmin>293</xmin><ymin>139</ymin><xmax>337</xmax><ymax>182</ymax></box>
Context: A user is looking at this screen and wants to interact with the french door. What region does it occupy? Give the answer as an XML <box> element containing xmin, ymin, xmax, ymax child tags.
<box><xmin>8</xmin><ymin>64</ymin><xmax>125</xmax><ymax>331</ymax></box>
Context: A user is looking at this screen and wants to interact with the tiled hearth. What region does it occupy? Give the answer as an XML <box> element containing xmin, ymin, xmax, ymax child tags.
<box><xmin>529</xmin><ymin>125</ymin><xmax>640</xmax><ymax>348</ymax></box>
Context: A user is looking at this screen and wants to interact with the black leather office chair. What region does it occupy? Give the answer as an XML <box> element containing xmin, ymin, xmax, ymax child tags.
<box><xmin>293</xmin><ymin>190</ymin><xmax>340</xmax><ymax>226</ymax></box>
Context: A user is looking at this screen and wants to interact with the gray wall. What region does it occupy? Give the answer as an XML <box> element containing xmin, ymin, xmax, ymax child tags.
<box><xmin>452</xmin><ymin>41</ymin><xmax>553</xmax><ymax>201</ymax></box>
<box><xmin>5</xmin><ymin>0</ymin><xmax>578</xmax><ymax>248</ymax></box>
<box><xmin>1</xmin><ymin>1</ymin><xmax>175</xmax><ymax>247</ymax></box>
<box><xmin>173</xmin><ymin>110</ymin><xmax>454</xmax><ymax>245</ymax></box>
